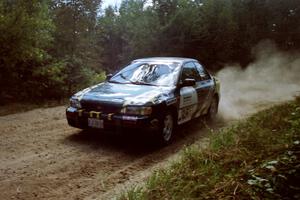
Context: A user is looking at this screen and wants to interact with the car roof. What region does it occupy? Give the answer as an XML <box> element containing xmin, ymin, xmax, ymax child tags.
<box><xmin>132</xmin><ymin>57</ymin><xmax>198</xmax><ymax>64</ymax></box>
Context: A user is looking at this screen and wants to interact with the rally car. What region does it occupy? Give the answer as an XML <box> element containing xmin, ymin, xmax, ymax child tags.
<box><xmin>66</xmin><ymin>57</ymin><xmax>220</xmax><ymax>144</ymax></box>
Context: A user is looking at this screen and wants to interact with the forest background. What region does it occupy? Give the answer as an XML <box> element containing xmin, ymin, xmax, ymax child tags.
<box><xmin>0</xmin><ymin>0</ymin><xmax>299</xmax><ymax>103</ymax></box>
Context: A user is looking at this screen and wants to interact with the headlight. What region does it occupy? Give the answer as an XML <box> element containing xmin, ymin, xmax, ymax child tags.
<box><xmin>120</xmin><ymin>106</ymin><xmax>152</xmax><ymax>115</ymax></box>
<box><xmin>70</xmin><ymin>98</ymin><xmax>82</xmax><ymax>109</ymax></box>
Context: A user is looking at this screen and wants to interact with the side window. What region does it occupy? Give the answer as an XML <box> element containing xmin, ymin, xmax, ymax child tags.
<box><xmin>181</xmin><ymin>62</ymin><xmax>201</xmax><ymax>82</ymax></box>
<box><xmin>194</xmin><ymin>62</ymin><xmax>210</xmax><ymax>80</ymax></box>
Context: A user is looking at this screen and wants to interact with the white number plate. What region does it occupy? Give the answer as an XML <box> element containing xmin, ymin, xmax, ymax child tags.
<box><xmin>88</xmin><ymin>118</ymin><xmax>104</xmax><ymax>129</ymax></box>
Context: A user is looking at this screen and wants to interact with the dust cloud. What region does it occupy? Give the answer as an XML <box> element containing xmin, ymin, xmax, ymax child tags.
<box><xmin>217</xmin><ymin>40</ymin><xmax>300</xmax><ymax>120</ymax></box>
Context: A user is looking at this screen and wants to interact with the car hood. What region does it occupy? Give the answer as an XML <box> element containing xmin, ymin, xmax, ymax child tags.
<box><xmin>73</xmin><ymin>82</ymin><xmax>175</xmax><ymax>106</ymax></box>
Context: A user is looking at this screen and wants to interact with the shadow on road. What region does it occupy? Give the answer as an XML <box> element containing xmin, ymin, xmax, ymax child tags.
<box><xmin>64</xmin><ymin>117</ymin><xmax>224</xmax><ymax>157</ymax></box>
<box><xmin>66</xmin><ymin>128</ymin><xmax>161</xmax><ymax>156</ymax></box>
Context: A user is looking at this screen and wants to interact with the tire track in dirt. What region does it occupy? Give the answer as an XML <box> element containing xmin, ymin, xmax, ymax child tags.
<box><xmin>0</xmin><ymin>106</ymin><xmax>223</xmax><ymax>200</ymax></box>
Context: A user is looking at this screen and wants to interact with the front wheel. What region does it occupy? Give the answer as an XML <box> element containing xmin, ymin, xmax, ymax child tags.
<box><xmin>158</xmin><ymin>112</ymin><xmax>174</xmax><ymax>145</ymax></box>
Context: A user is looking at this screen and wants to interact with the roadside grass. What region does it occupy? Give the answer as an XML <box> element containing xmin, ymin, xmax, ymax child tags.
<box><xmin>0</xmin><ymin>99</ymin><xmax>68</xmax><ymax>116</ymax></box>
<box><xmin>120</xmin><ymin>97</ymin><xmax>300</xmax><ymax>199</ymax></box>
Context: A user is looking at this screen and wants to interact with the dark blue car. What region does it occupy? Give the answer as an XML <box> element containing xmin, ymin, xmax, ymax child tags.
<box><xmin>66</xmin><ymin>57</ymin><xmax>220</xmax><ymax>144</ymax></box>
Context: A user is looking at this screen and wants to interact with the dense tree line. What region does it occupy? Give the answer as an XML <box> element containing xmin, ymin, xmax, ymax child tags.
<box><xmin>0</xmin><ymin>0</ymin><xmax>299</xmax><ymax>103</ymax></box>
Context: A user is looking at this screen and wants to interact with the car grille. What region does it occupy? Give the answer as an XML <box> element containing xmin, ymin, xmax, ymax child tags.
<box><xmin>81</xmin><ymin>100</ymin><xmax>122</xmax><ymax>113</ymax></box>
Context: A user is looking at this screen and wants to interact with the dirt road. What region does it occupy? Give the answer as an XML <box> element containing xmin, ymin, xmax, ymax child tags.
<box><xmin>2</xmin><ymin>43</ymin><xmax>299</xmax><ymax>200</ymax></box>
<box><xmin>0</xmin><ymin>106</ymin><xmax>220</xmax><ymax>200</ymax></box>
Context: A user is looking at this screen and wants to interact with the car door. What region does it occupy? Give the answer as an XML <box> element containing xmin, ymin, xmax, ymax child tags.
<box><xmin>193</xmin><ymin>62</ymin><xmax>215</xmax><ymax>115</ymax></box>
<box><xmin>177</xmin><ymin>62</ymin><xmax>201</xmax><ymax>124</ymax></box>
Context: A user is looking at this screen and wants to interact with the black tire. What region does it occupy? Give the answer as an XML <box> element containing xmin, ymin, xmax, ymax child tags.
<box><xmin>207</xmin><ymin>96</ymin><xmax>218</xmax><ymax>122</ymax></box>
<box><xmin>158</xmin><ymin>111</ymin><xmax>174</xmax><ymax>145</ymax></box>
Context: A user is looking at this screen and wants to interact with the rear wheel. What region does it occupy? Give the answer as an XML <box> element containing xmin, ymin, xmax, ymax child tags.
<box><xmin>207</xmin><ymin>97</ymin><xmax>218</xmax><ymax>121</ymax></box>
<box><xmin>158</xmin><ymin>111</ymin><xmax>174</xmax><ymax>145</ymax></box>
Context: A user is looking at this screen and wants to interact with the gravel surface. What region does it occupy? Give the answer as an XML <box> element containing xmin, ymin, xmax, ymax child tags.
<box><xmin>0</xmin><ymin>106</ymin><xmax>222</xmax><ymax>200</ymax></box>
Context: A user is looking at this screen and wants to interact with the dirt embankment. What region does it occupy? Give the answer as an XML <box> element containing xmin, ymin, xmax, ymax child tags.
<box><xmin>0</xmin><ymin>106</ymin><xmax>220</xmax><ymax>200</ymax></box>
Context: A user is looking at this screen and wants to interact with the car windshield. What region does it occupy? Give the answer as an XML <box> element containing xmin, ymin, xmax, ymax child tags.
<box><xmin>109</xmin><ymin>62</ymin><xmax>181</xmax><ymax>86</ymax></box>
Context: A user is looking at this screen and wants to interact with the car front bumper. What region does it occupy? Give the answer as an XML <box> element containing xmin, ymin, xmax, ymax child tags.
<box><xmin>66</xmin><ymin>107</ymin><xmax>160</xmax><ymax>131</ymax></box>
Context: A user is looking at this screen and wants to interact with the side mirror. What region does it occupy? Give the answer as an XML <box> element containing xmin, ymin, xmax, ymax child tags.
<box><xmin>182</xmin><ymin>78</ymin><xmax>196</xmax><ymax>87</ymax></box>
<box><xmin>106</xmin><ymin>74</ymin><xmax>113</xmax><ymax>81</ymax></box>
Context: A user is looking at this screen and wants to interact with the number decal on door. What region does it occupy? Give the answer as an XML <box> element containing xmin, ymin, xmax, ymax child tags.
<box><xmin>178</xmin><ymin>87</ymin><xmax>198</xmax><ymax>124</ymax></box>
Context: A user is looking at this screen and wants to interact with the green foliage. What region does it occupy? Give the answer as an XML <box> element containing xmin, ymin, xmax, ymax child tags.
<box><xmin>1</xmin><ymin>0</ymin><xmax>299</xmax><ymax>102</ymax></box>
<box><xmin>50</xmin><ymin>0</ymin><xmax>103</xmax><ymax>94</ymax></box>
<box><xmin>120</xmin><ymin>98</ymin><xmax>300</xmax><ymax>199</ymax></box>
<box><xmin>0</xmin><ymin>0</ymin><xmax>54</xmax><ymax>66</ymax></box>
<box><xmin>97</xmin><ymin>0</ymin><xmax>300</xmax><ymax>69</ymax></box>
<box><xmin>32</xmin><ymin>60</ymin><xmax>67</xmax><ymax>98</ymax></box>
<box><xmin>0</xmin><ymin>0</ymin><xmax>104</xmax><ymax>103</ymax></box>
<box><xmin>0</xmin><ymin>0</ymin><xmax>55</xmax><ymax>102</ymax></box>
